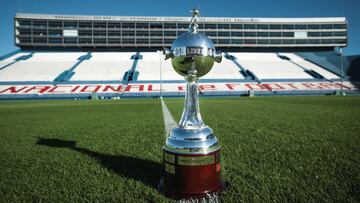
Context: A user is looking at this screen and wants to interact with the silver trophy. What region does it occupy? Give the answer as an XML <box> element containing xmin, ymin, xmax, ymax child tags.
<box><xmin>161</xmin><ymin>6</ymin><xmax>223</xmax><ymax>198</ymax></box>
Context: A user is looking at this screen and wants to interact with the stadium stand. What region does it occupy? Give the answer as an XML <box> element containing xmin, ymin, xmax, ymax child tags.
<box><xmin>0</xmin><ymin>52</ymin><xmax>33</xmax><ymax>72</ymax></box>
<box><xmin>135</xmin><ymin>52</ymin><xmax>160</xmax><ymax>82</ymax></box>
<box><xmin>0</xmin><ymin>13</ymin><xmax>356</xmax><ymax>99</ymax></box>
<box><xmin>231</xmin><ymin>53</ymin><xmax>314</xmax><ymax>80</ymax></box>
<box><xmin>0</xmin><ymin>52</ymin><xmax>83</xmax><ymax>82</ymax></box>
<box><xmin>201</xmin><ymin>54</ymin><xmax>245</xmax><ymax>81</ymax></box>
<box><xmin>160</xmin><ymin>55</ymin><xmax>186</xmax><ymax>82</ymax></box>
<box><xmin>280</xmin><ymin>53</ymin><xmax>340</xmax><ymax>79</ymax></box>
<box><xmin>70</xmin><ymin>52</ymin><xmax>132</xmax><ymax>82</ymax></box>
<box><xmin>135</xmin><ymin>52</ymin><xmax>184</xmax><ymax>82</ymax></box>
<box><xmin>297</xmin><ymin>51</ymin><xmax>347</xmax><ymax>77</ymax></box>
<box><xmin>0</xmin><ymin>50</ymin><xmax>358</xmax><ymax>99</ymax></box>
<box><xmin>135</xmin><ymin>52</ymin><xmax>246</xmax><ymax>83</ymax></box>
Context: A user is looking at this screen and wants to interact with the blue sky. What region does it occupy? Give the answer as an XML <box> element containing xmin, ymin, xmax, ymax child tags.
<box><xmin>1</xmin><ymin>0</ymin><xmax>359</xmax><ymax>56</ymax></box>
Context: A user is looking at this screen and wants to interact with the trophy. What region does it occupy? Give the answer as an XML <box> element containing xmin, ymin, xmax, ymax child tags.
<box><xmin>159</xmin><ymin>6</ymin><xmax>223</xmax><ymax>199</ymax></box>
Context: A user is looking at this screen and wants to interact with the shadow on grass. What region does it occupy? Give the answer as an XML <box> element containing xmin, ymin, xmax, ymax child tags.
<box><xmin>36</xmin><ymin>137</ymin><xmax>162</xmax><ymax>189</ymax></box>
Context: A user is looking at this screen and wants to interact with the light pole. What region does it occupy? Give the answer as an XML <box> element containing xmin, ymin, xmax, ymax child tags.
<box><xmin>340</xmin><ymin>47</ymin><xmax>344</xmax><ymax>95</ymax></box>
<box><xmin>158</xmin><ymin>50</ymin><xmax>163</xmax><ymax>98</ymax></box>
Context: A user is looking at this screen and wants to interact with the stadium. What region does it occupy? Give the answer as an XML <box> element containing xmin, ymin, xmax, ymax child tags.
<box><xmin>0</xmin><ymin>1</ymin><xmax>360</xmax><ymax>202</ymax></box>
<box><xmin>0</xmin><ymin>13</ymin><xmax>358</xmax><ymax>99</ymax></box>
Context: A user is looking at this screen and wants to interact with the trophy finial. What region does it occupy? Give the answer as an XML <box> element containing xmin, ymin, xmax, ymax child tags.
<box><xmin>190</xmin><ymin>5</ymin><xmax>200</xmax><ymax>17</ymax></box>
<box><xmin>189</xmin><ymin>5</ymin><xmax>200</xmax><ymax>33</ymax></box>
<box><xmin>164</xmin><ymin>4</ymin><xmax>222</xmax><ymax>77</ymax></box>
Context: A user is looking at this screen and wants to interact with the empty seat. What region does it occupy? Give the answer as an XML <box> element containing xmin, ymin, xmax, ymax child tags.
<box><xmin>136</xmin><ymin>52</ymin><xmax>184</xmax><ymax>81</ymax></box>
<box><xmin>70</xmin><ymin>52</ymin><xmax>133</xmax><ymax>81</ymax></box>
<box><xmin>280</xmin><ymin>53</ymin><xmax>340</xmax><ymax>79</ymax></box>
<box><xmin>202</xmin><ymin>54</ymin><xmax>244</xmax><ymax>80</ymax></box>
<box><xmin>0</xmin><ymin>52</ymin><xmax>84</xmax><ymax>82</ymax></box>
<box><xmin>232</xmin><ymin>53</ymin><xmax>313</xmax><ymax>80</ymax></box>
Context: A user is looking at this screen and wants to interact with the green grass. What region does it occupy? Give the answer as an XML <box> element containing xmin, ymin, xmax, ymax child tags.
<box><xmin>0</xmin><ymin>96</ymin><xmax>360</xmax><ymax>202</ymax></box>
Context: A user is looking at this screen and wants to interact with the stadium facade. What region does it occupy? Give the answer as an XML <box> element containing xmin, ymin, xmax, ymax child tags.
<box><xmin>15</xmin><ymin>13</ymin><xmax>347</xmax><ymax>50</ymax></box>
<box><xmin>0</xmin><ymin>13</ymin><xmax>357</xmax><ymax>99</ymax></box>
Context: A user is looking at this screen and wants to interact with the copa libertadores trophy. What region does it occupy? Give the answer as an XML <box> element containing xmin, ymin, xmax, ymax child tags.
<box><xmin>159</xmin><ymin>6</ymin><xmax>223</xmax><ymax>199</ymax></box>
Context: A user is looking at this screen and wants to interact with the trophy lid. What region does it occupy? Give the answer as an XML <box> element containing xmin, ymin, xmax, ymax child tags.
<box><xmin>164</xmin><ymin>6</ymin><xmax>222</xmax><ymax>77</ymax></box>
<box><xmin>170</xmin><ymin>5</ymin><xmax>215</xmax><ymax>58</ymax></box>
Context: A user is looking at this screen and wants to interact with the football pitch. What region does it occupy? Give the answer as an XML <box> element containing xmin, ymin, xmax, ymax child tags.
<box><xmin>0</xmin><ymin>96</ymin><xmax>359</xmax><ymax>202</ymax></box>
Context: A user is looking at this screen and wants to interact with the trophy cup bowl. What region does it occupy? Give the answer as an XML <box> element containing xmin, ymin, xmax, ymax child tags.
<box><xmin>166</xmin><ymin>32</ymin><xmax>222</xmax><ymax>77</ymax></box>
<box><xmin>159</xmin><ymin>6</ymin><xmax>223</xmax><ymax>199</ymax></box>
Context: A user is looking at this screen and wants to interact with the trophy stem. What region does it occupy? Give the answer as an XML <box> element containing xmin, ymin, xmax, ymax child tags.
<box><xmin>178</xmin><ymin>74</ymin><xmax>205</xmax><ymax>129</ymax></box>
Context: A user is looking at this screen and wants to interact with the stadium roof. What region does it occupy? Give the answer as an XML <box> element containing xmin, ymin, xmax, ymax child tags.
<box><xmin>15</xmin><ymin>13</ymin><xmax>346</xmax><ymax>23</ymax></box>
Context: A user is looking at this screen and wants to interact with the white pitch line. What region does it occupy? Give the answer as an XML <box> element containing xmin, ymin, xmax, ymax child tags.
<box><xmin>160</xmin><ymin>97</ymin><xmax>177</xmax><ymax>136</ymax></box>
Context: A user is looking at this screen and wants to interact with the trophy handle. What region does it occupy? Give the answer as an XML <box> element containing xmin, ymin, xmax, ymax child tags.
<box><xmin>163</xmin><ymin>48</ymin><xmax>174</xmax><ymax>60</ymax></box>
<box><xmin>213</xmin><ymin>51</ymin><xmax>222</xmax><ymax>63</ymax></box>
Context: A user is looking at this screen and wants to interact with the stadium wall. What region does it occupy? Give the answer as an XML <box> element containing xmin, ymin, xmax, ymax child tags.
<box><xmin>0</xmin><ymin>82</ymin><xmax>356</xmax><ymax>99</ymax></box>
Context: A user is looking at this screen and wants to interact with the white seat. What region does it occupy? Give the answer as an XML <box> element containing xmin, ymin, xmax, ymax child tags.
<box><xmin>232</xmin><ymin>53</ymin><xmax>313</xmax><ymax>79</ymax></box>
<box><xmin>70</xmin><ymin>52</ymin><xmax>133</xmax><ymax>81</ymax></box>
<box><xmin>136</xmin><ymin>52</ymin><xmax>184</xmax><ymax>81</ymax></box>
<box><xmin>202</xmin><ymin>54</ymin><xmax>244</xmax><ymax>80</ymax></box>
<box><xmin>0</xmin><ymin>52</ymin><xmax>85</xmax><ymax>81</ymax></box>
<box><xmin>0</xmin><ymin>61</ymin><xmax>76</xmax><ymax>81</ymax></box>
<box><xmin>280</xmin><ymin>53</ymin><xmax>339</xmax><ymax>79</ymax></box>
